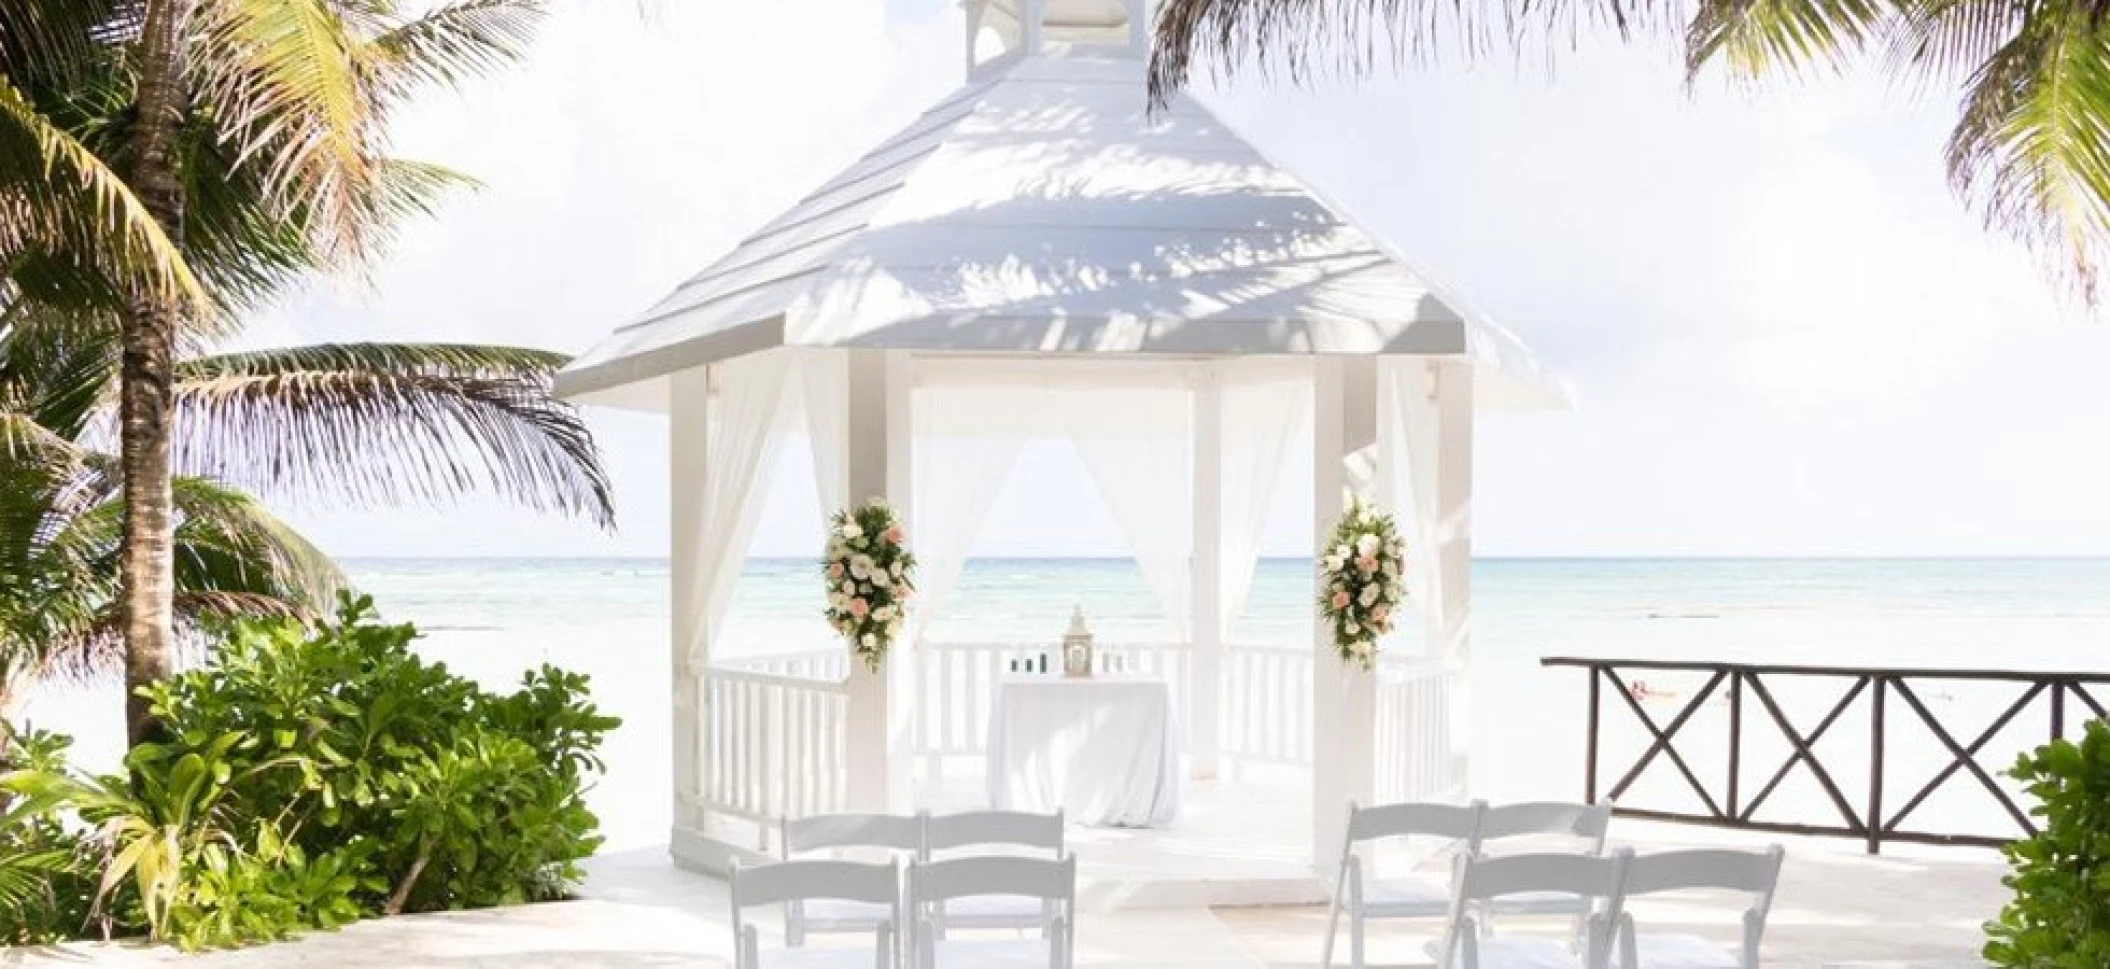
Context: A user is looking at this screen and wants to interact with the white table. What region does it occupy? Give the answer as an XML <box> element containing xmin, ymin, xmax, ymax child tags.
<box><xmin>986</xmin><ymin>676</ymin><xmax>1180</xmax><ymax>828</ymax></box>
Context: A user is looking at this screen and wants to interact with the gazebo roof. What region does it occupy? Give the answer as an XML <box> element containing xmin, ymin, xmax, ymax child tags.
<box><xmin>554</xmin><ymin>48</ymin><xmax>1564</xmax><ymax>411</ymax></box>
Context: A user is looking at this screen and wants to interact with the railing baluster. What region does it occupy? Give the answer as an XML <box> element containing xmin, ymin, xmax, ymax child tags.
<box><xmin>1727</xmin><ymin>671</ymin><xmax>1742</xmax><ymax>820</ymax></box>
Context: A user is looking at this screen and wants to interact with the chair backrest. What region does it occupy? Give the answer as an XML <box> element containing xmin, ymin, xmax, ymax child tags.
<box><xmin>1624</xmin><ymin>846</ymin><xmax>1784</xmax><ymax>906</ymax></box>
<box><xmin>1476</xmin><ymin>801</ymin><xmax>1612</xmax><ymax>849</ymax></box>
<box><xmin>781</xmin><ymin>812</ymin><xmax>921</xmax><ymax>858</ymax></box>
<box><xmin>1452</xmin><ymin>849</ymin><xmax>1632</xmax><ymax>905</ymax></box>
<box><xmin>923</xmin><ymin>810</ymin><xmax>1064</xmax><ymax>859</ymax></box>
<box><xmin>1345</xmin><ymin>800</ymin><xmax>1484</xmax><ymax>845</ymax></box>
<box><xmin>911</xmin><ymin>855</ymin><xmax>1077</xmax><ymax>905</ymax></box>
<box><xmin>734</xmin><ymin>858</ymin><xmax>902</xmax><ymax>908</ymax></box>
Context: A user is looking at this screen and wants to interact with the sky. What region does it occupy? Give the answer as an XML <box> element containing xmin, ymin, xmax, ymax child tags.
<box><xmin>251</xmin><ymin>0</ymin><xmax>2110</xmax><ymax>560</ymax></box>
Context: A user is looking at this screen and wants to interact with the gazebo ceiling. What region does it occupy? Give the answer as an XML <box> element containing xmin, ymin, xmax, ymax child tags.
<box><xmin>554</xmin><ymin>48</ymin><xmax>1564</xmax><ymax>413</ymax></box>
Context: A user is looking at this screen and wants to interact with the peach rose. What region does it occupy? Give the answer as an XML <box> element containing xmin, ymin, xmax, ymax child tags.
<box><xmin>848</xmin><ymin>598</ymin><xmax>870</xmax><ymax>618</ymax></box>
<box><xmin>1331</xmin><ymin>591</ymin><xmax>1351</xmax><ymax>610</ymax></box>
<box><xmin>884</xmin><ymin>525</ymin><xmax>906</xmax><ymax>544</ymax></box>
<box><xmin>827</xmin><ymin>562</ymin><xmax>844</xmax><ymax>579</ymax></box>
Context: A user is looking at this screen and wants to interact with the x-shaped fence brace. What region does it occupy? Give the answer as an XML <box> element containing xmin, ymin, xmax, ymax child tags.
<box><xmin>1545</xmin><ymin>657</ymin><xmax>2110</xmax><ymax>853</ymax></box>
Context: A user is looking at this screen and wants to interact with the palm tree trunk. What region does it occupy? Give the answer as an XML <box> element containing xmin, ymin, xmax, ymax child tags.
<box><xmin>118</xmin><ymin>0</ymin><xmax>194</xmax><ymax>748</ymax></box>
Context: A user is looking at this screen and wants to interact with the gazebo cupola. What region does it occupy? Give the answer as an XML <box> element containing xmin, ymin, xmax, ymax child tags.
<box><xmin>556</xmin><ymin>0</ymin><xmax>1563</xmax><ymax>877</ymax></box>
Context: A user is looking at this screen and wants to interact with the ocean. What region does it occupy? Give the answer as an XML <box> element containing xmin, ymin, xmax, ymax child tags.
<box><xmin>19</xmin><ymin>557</ymin><xmax>2110</xmax><ymax>851</ymax></box>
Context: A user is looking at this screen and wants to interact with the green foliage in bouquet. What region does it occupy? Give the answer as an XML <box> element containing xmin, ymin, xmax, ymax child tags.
<box><xmin>825</xmin><ymin>498</ymin><xmax>917</xmax><ymax>671</ymax></box>
<box><xmin>1317</xmin><ymin>501</ymin><xmax>1407</xmax><ymax>669</ymax></box>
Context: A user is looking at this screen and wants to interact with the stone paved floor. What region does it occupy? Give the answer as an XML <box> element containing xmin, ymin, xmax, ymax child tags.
<box><xmin>2</xmin><ymin>826</ymin><xmax>2006</xmax><ymax>969</ymax></box>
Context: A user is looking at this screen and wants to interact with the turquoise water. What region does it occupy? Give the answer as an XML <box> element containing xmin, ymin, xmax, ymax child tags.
<box><xmin>21</xmin><ymin>557</ymin><xmax>2110</xmax><ymax>850</ymax></box>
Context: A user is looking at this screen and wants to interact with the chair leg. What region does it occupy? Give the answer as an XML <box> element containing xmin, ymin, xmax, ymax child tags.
<box><xmin>1321</xmin><ymin>893</ymin><xmax>1342</xmax><ymax>968</ymax></box>
<box><xmin>1349</xmin><ymin>911</ymin><xmax>1365</xmax><ymax>969</ymax></box>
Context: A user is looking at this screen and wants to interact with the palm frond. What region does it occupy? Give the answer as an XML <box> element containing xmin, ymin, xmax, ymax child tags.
<box><xmin>1685</xmin><ymin>0</ymin><xmax>1889</xmax><ymax>79</ymax></box>
<box><xmin>1882</xmin><ymin>0</ymin><xmax>2023</xmax><ymax>84</ymax></box>
<box><xmin>360</xmin><ymin>0</ymin><xmax>546</xmax><ymax>108</ymax></box>
<box><xmin>171</xmin><ymin>342</ymin><xmax>614</xmax><ymax>527</ymax></box>
<box><xmin>1146</xmin><ymin>0</ymin><xmax>1685</xmax><ymax>105</ymax></box>
<box><xmin>0</xmin><ymin>76</ymin><xmax>208</xmax><ymax>310</ymax></box>
<box><xmin>21</xmin><ymin>474</ymin><xmax>343</xmax><ymax>685</ymax></box>
<box><xmin>1946</xmin><ymin>6</ymin><xmax>2110</xmax><ymax>299</ymax></box>
<box><xmin>190</xmin><ymin>0</ymin><xmax>378</xmax><ymax>263</ymax></box>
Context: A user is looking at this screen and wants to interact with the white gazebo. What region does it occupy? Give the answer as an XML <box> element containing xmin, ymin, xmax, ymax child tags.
<box><xmin>556</xmin><ymin>0</ymin><xmax>1562</xmax><ymax>882</ymax></box>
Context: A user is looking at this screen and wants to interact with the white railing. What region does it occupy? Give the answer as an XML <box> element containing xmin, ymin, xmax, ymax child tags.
<box><xmin>703</xmin><ymin>643</ymin><xmax>1462</xmax><ymax>816</ymax></box>
<box><xmin>915</xmin><ymin>641</ymin><xmax>1192</xmax><ymax>775</ymax></box>
<box><xmin>698</xmin><ymin>666</ymin><xmax>850</xmax><ymax>841</ymax></box>
<box><xmin>1373</xmin><ymin>656</ymin><xmax>1468</xmax><ymax>804</ymax></box>
<box><xmin>1223</xmin><ymin>644</ymin><xmax>1315</xmax><ymax>771</ymax></box>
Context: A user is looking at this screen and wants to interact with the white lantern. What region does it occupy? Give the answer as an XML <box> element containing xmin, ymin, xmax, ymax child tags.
<box><xmin>1062</xmin><ymin>606</ymin><xmax>1095</xmax><ymax>678</ymax></box>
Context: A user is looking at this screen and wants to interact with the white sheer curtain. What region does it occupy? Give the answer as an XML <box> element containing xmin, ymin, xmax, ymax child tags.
<box><xmin>1380</xmin><ymin>356</ymin><xmax>1433</xmax><ymax>655</ymax></box>
<box><xmin>798</xmin><ymin>350</ymin><xmax>850</xmax><ymax>513</ymax></box>
<box><xmin>911</xmin><ymin>384</ymin><xmax>1039</xmax><ymax>640</ymax></box>
<box><xmin>1215</xmin><ymin>365</ymin><xmax>1310</xmax><ymax>630</ymax></box>
<box><xmin>1062</xmin><ymin>385</ymin><xmax>1194</xmax><ymax>640</ymax></box>
<box><xmin>688</xmin><ymin>350</ymin><xmax>797</xmax><ymax>664</ymax></box>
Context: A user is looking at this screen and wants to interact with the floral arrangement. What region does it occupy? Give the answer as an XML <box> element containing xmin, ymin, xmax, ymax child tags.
<box><xmin>1318</xmin><ymin>501</ymin><xmax>1407</xmax><ymax>669</ymax></box>
<box><xmin>825</xmin><ymin>498</ymin><xmax>916</xmax><ymax>671</ymax></box>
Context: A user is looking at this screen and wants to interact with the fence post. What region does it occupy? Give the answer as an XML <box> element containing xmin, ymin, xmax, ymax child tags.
<box><xmin>1866</xmin><ymin>675</ymin><xmax>1886</xmax><ymax>855</ymax></box>
<box><xmin>1585</xmin><ymin>667</ymin><xmax>1601</xmax><ymax>804</ymax></box>
<box><xmin>1727</xmin><ymin>671</ymin><xmax>1742</xmax><ymax>821</ymax></box>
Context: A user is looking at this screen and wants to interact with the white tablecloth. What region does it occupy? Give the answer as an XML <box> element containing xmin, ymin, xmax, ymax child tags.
<box><xmin>986</xmin><ymin>677</ymin><xmax>1180</xmax><ymax>828</ymax></box>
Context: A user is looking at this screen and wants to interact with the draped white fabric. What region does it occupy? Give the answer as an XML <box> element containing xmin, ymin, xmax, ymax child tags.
<box><xmin>1062</xmin><ymin>386</ymin><xmax>1194</xmax><ymax>639</ymax></box>
<box><xmin>798</xmin><ymin>350</ymin><xmax>851</xmax><ymax>513</ymax></box>
<box><xmin>1215</xmin><ymin>367</ymin><xmax>1310</xmax><ymax>628</ymax></box>
<box><xmin>1380</xmin><ymin>356</ymin><xmax>1433</xmax><ymax>655</ymax></box>
<box><xmin>688</xmin><ymin>350</ymin><xmax>796</xmax><ymax>664</ymax></box>
<box><xmin>910</xmin><ymin>385</ymin><xmax>1039</xmax><ymax>639</ymax></box>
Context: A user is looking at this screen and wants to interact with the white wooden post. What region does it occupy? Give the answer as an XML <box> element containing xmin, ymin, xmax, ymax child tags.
<box><xmin>1191</xmin><ymin>367</ymin><xmax>1224</xmax><ymax>780</ymax></box>
<box><xmin>845</xmin><ymin>349</ymin><xmax>915</xmax><ymax>813</ymax></box>
<box><xmin>1313</xmin><ymin>355</ymin><xmax>1379</xmax><ymax>872</ymax></box>
<box><xmin>669</xmin><ymin>367</ymin><xmax>711</xmax><ymax>841</ymax></box>
<box><xmin>1401</xmin><ymin>357</ymin><xmax>1476</xmax><ymax>800</ymax></box>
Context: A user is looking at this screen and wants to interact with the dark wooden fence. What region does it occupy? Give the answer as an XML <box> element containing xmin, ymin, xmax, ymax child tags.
<box><xmin>1540</xmin><ymin>657</ymin><xmax>2110</xmax><ymax>853</ymax></box>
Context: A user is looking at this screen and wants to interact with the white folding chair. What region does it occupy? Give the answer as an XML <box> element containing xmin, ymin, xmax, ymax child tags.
<box><xmin>732</xmin><ymin>858</ymin><xmax>901</xmax><ymax>969</ymax></box>
<box><xmin>1476</xmin><ymin>802</ymin><xmax>1614</xmax><ymax>923</ymax></box>
<box><xmin>909</xmin><ymin>855</ymin><xmax>1076</xmax><ymax>969</ymax></box>
<box><xmin>781</xmin><ymin>813</ymin><xmax>922</xmax><ymax>947</ymax></box>
<box><xmin>1324</xmin><ymin>800</ymin><xmax>1486</xmax><ymax>969</ymax></box>
<box><xmin>921</xmin><ymin>810</ymin><xmax>1064</xmax><ymax>939</ymax></box>
<box><xmin>1614</xmin><ymin>847</ymin><xmax>1784</xmax><ymax>969</ymax></box>
<box><xmin>1428</xmin><ymin>849</ymin><xmax>1634</xmax><ymax>969</ymax></box>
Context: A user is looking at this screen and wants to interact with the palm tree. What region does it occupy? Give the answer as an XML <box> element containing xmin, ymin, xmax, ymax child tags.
<box><xmin>0</xmin><ymin>308</ymin><xmax>612</xmax><ymax>725</ymax></box>
<box><xmin>0</xmin><ymin>0</ymin><xmax>547</xmax><ymax>745</ymax></box>
<box><xmin>1148</xmin><ymin>1</ymin><xmax>2110</xmax><ymax>302</ymax></box>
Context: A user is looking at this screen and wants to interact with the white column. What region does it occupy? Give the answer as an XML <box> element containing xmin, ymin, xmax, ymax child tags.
<box><xmin>1401</xmin><ymin>358</ymin><xmax>1476</xmax><ymax>801</ymax></box>
<box><xmin>845</xmin><ymin>349</ymin><xmax>915</xmax><ymax>813</ymax></box>
<box><xmin>1190</xmin><ymin>368</ymin><xmax>1224</xmax><ymax>780</ymax></box>
<box><xmin>1312</xmin><ymin>355</ymin><xmax>1379</xmax><ymax>872</ymax></box>
<box><xmin>668</xmin><ymin>367</ymin><xmax>711</xmax><ymax>839</ymax></box>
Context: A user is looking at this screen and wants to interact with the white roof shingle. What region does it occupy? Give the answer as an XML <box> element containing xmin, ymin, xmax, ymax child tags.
<box><xmin>555</xmin><ymin>48</ymin><xmax>1563</xmax><ymax>411</ymax></box>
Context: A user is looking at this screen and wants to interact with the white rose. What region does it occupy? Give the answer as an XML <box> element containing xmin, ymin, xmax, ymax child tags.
<box><xmin>839</xmin><ymin>522</ymin><xmax>862</xmax><ymax>539</ymax></box>
<box><xmin>1358</xmin><ymin>584</ymin><xmax>1379</xmax><ymax>607</ymax></box>
<box><xmin>1334</xmin><ymin>544</ymin><xmax>1352</xmax><ymax>560</ymax></box>
<box><xmin>861</xmin><ymin>633</ymin><xmax>878</xmax><ymax>650</ymax></box>
<box><xmin>872</xmin><ymin>572</ymin><xmax>891</xmax><ymax>589</ymax></box>
<box><xmin>1344</xmin><ymin>621</ymin><xmax>1361</xmax><ymax>636</ymax></box>
<box><xmin>1356</xmin><ymin>534</ymin><xmax>1381</xmax><ymax>557</ymax></box>
<box><xmin>840</xmin><ymin>580</ymin><xmax>856</xmax><ymax>595</ymax></box>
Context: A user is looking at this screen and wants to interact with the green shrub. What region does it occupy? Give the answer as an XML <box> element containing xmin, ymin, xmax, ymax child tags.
<box><xmin>1985</xmin><ymin>718</ymin><xmax>2110</xmax><ymax>969</ymax></box>
<box><xmin>0</xmin><ymin>727</ymin><xmax>107</xmax><ymax>943</ymax></box>
<box><xmin>3</xmin><ymin>594</ymin><xmax>619</xmax><ymax>949</ymax></box>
